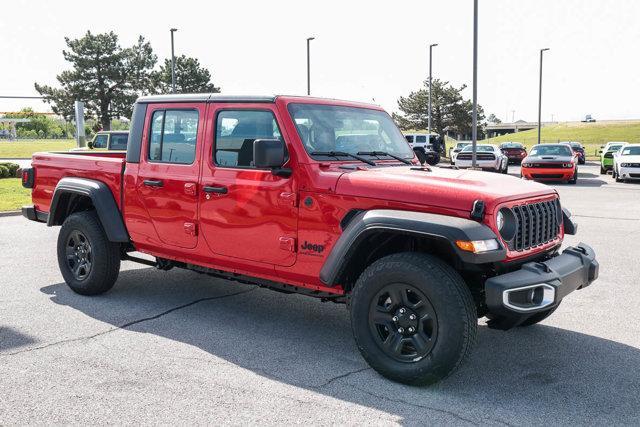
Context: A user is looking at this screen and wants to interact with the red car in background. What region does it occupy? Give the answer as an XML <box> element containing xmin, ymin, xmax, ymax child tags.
<box><xmin>521</xmin><ymin>144</ymin><xmax>578</xmax><ymax>184</ymax></box>
<box><xmin>499</xmin><ymin>142</ymin><xmax>527</xmax><ymax>164</ymax></box>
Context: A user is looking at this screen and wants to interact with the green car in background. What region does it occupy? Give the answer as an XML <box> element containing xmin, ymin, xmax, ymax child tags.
<box><xmin>600</xmin><ymin>141</ymin><xmax>628</xmax><ymax>174</ymax></box>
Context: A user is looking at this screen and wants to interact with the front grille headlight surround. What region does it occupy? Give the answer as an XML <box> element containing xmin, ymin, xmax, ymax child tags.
<box><xmin>496</xmin><ymin>208</ymin><xmax>517</xmax><ymax>242</ymax></box>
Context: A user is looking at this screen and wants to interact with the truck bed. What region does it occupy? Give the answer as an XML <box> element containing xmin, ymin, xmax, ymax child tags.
<box><xmin>31</xmin><ymin>151</ymin><xmax>126</xmax><ymax>214</ymax></box>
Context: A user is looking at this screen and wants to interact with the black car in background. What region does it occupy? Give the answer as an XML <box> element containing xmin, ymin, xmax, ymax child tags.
<box><xmin>499</xmin><ymin>142</ymin><xmax>527</xmax><ymax>164</ymax></box>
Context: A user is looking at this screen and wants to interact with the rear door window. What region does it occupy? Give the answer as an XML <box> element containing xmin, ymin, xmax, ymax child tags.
<box><xmin>148</xmin><ymin>110</ymin><xmax>199</xmax><ymax>164</ymax></box>
<box><xmin>110</xmin><ymin>134</ymin><xmax>128</xmax><ymax>150</ymax></box>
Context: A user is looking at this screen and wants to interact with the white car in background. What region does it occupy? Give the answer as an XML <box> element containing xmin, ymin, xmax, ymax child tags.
<box><xmin>449</xmin><ymin>141</ymin><xmax>471</xmax><ymax>164</ymax></box>
<box><xmin>454</xmin><ymin>144</ymin><xmax>509</xmax><ymax>173</ymax></box>
<box><xmin>612</xmin><ymin>144</ymin><xmax>640</xmax><ymax>182</ymax></box>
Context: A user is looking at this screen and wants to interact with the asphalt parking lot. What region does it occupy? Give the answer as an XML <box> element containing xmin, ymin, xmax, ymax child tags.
<box><xmin>1</xmin><ymin>162</ymin><xmax>639</xmax><ymax>425</ymax></box>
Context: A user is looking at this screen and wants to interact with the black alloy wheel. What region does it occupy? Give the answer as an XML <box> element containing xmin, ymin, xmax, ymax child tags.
<box><xmin>65</xmin><ymin>230</ymin><xmax>93</xmax><ymax>281</ymax></box>
<box><xmin>368</xmin><ymin>283</ymin><xmax>438</xmax><ymax>362</ymax></box>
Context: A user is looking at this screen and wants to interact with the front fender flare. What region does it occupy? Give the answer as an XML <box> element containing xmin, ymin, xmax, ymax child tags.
<box><xmin>48</xmin><ymin>177</ymin><xmax>129</xmax><ymax>243</ymax></box>
<box><xmin>319</xmin><ymin>209</ymin><xmax>506</xmax><ymax>286</ymax></box>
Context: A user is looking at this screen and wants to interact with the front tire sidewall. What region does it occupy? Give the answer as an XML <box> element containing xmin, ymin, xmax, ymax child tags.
<box><xmin>350</xmin><ymin>253</ymin><xmax>476</xmax><ymax>385</ymax></box>
<box><xmin>57</xmin><ymin>211</ymin><xmax>120</xmax><ymax>296</ymax></box>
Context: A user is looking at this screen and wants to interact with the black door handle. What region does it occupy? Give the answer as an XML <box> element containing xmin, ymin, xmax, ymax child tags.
<box><xmin>143</xmin><ymin>179</ymin><xmax>163</xmax><ymax>187</ymax></box>
<box><xmin>203</xmin><ymin>185</ymin><xmax>228</xmax><ymax>194</ymax></box>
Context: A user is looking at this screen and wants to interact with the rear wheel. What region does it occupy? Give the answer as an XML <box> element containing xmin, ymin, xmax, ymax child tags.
<box><xmin>57</xmin><ymin>211</ymin><xmax>121</xmax><ymax>295</ymax></box>
<box><xmin>600</xmin><ymin>165</ymin><xmax>606</xmax><ymax>175</ymax></box>
<box><xmin>350</xmin><ymin>252</ymin><xmax>477</xmax><ymax>385</ymax></box>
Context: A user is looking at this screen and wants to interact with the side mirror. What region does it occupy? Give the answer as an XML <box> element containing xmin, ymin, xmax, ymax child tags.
<box><xmin>254</xmin><ymin>139</ymin><xmax>286</xmax><ymax>169</ymax></box>
<box><xmin>87</xmin><ymin>140</ymin><xmax>94</xmax><ymax>149</ymax></box>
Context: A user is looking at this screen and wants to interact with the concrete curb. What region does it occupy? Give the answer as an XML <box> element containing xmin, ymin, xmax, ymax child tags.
<box><xmin>0</xmin><ymin>210</ymin><xmax>21</xmax><ymax>218</ymax></box>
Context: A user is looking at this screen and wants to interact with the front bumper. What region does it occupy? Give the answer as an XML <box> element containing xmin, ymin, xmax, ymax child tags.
<box><xmin>521</xmin><ymin>167</ymin><xmax>574</xmax><ymax>181</ymax></box>
<box><xmin>618</xmin><ymin>167</ymin><xmax>640</xmax><ymax>180</ymax></box>
<box><xmin>484</xmin><ymin>243</ymin><xmax>598</xmax><ymax>329</ymax></box>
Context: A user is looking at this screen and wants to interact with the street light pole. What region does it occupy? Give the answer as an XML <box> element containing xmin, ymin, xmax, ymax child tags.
<box><xmin>538</xmin><ymin>48</ymin><xmax>550</xmax><ymax>144</ymax></box>
<box><xmin>170</xmin><ymin>28</ymin><xmax>178</xmax><ymax>94</ymax></box>
<box><xmin>306</xmin><ymin>37</ymin><xmax>315</xmax><ymax>96</ymax></box>
<box><xmin>428</xmin><ymin>43</ymin><xmax>438</xmax><ymax>135</ymax></box>
<box><xmin>471</xmin><ymin>0</ymin><xmax>478</xmax><ymax>168</ymax></box>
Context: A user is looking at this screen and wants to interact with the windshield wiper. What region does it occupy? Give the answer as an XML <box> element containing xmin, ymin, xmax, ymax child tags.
<box><xmin>357</xmin><ymin>151</ymin><xmax>412</xmax><ymax>165</ymax></box>
<box><xmin>310</xmin><ymin>151</ymin><xmax>376</xmax><ymax>166</ymax></box>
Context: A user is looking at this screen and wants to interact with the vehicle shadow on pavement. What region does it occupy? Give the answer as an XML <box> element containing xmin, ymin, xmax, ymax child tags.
<box><xmin>41</xmin><ymin>268</ymin><xmax>640</xmax><ymax>425</ymax></box>
<box><xmin>0</xmin><ymin>326</ymin><xmax>37</xmax><ymax>351</ymax></box>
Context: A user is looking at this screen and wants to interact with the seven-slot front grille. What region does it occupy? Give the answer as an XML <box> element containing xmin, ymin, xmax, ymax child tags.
<box><xmin>508</xmin><ymin>199</ymin><xmax>560</xmax><ymax>251</ymax></box>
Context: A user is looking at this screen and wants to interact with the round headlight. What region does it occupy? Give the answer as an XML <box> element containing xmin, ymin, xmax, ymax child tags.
<box><xmin>497</xmin><ymin>208</ymin><xmax>517</xmax><ymax>242</ymax></box>
<box><xmin>496</xmin><ymin>210</ymin><xmax>505</xmax><ymax>231</ymax></box>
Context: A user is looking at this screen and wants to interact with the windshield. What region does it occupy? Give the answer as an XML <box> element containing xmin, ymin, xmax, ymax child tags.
<box><xmin>621</xmin><ymin>146</ymin><xmax>640</xmax><ymax>156</ymax></box>
<box><xmin>500</xmin><ymin>142</ymin><xmax>523</xmax><ymax>149</ymax></box>
<box><xmin>456</xmin><ymin>143</ymin><xmax>470</xmax><ymax>149</ymax></box>
<box><xmin>606</xmin><ymin>144</ymin><xmax>624</xmax><ymax>152</ymax></box>
<box><xmin>461</xmin><ymin>145</ymin><xmax>494</xmax><ymax>153</ymax></box>
<box><xmin>288</xmin><ymin>104</ymin><xmax>414</xmax><ymax>159</ymax></box>
<box><xmin>570</xmin><ymin>143</ymin><xmax>583</xmax><ymax>149</ymax></box>
<box><xmin>530</xmin><ymin>145</ymin><xmax>572</xmax><ymax>156</ymax></box>
<box><xmin>110</xmin><ymin>134</ymin><xmax>128</xmax><ymax>150</ymax></box>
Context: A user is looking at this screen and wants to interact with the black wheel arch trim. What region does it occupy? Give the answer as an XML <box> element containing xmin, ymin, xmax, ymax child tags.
<box><xmin>48</xmin><ymin>177</ymin><xmax>130</xmax><ymax>243</ymax></box>
<box><xmin>319</xmin><ymin>209</ymin><xmax>506</xmax><ymax>285</ymax></box>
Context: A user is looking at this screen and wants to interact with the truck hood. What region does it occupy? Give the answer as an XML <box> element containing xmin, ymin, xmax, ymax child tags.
<box><xmin>334</xmin><ymin>166</ymin><xmax>555</xmax><ymax>212</ymax></box>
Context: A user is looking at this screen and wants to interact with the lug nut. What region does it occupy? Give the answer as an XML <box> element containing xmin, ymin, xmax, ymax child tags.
<box><xmin>398</xmin><ymin>327</ymin><xmax>404</xmax><ymax>333</ymax></box>
<box><xmin>409</xmin><ymin>314</ymin><xmax>416</xmax><ymax>320</ymax></box>
<box><xmin>408</xmin><ymin>327</ymin><xmax>415</xmax><ymax>333</ymax></box>
<box><xmin>392</xmin><ymin>316</ymin><xmax>398</xmax><ymax>322</ymax></box>
<box><xmin>399</xmin><ymin>308</ymin><xmax>406</xmax><ymax>314</ymax></box>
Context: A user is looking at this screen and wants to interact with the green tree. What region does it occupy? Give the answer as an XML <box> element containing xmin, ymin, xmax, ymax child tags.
<box><xmin>487</xmin><ymin>113</ymin><xmax>502</xmax><ymax>124</ymax></box>
<box><xmin>35</xmin><ymin>31</ymin><xmax>156</xmax><ymax>130</ymax></box>
<box><xmin>392</xmin><ymin>79</ymin><xmax>487</xmax><ymax>138</ymax></box>
<box><xmin>5</xmin><ymin>107</ymin><xmax>65</xmax><ymax>138</ymax></box>
<box><xmin>149</xmin><ymin>55</ymin><xmax>220</xmax><ymax>94</ymax></box>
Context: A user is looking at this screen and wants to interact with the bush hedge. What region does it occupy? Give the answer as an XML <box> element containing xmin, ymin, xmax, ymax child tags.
<box><xmin>0</xmin><ymin>162</ymin><xmax>20</xmax><ymax>179</ymax></box>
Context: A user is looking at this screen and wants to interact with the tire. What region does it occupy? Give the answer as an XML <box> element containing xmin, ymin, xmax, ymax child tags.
<box><xmin>600</xmin><ymin>165</ymin><xmax>606</xmax><ymax>175</ymax></box>
<box><xmin>414</xmin><ymin>148</ymin><xmax>427</xmax><ymax>164</ymax></box>
<box><xmin>57</xmin><ymin>211</ymin><xmax>121</xmax><ymax>295</ymax></box>
<box><xmin>502</xmin><ymin>161</ymin><xmax>509</xmax><ymax>174</ymax></box>
<box><xmin>568</xmin><ymin>168</ymin><xmax>578</xmax><ymax>184</ymax></box>
<box><xmin>349</xmin><ymin>252</ymin><xmax>477</xmax><ymax>386</ymax></box>
<box><xmin>518</xmin><ymin>304</ymin><xmax>560</xmax><ymax>327</ymax></box>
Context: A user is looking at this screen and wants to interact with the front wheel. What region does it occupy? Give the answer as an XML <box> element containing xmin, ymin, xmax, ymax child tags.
<box><xmin>350</xmin><ymin>253</ymin><xmax>477</xmax><ymax>385</ymax></box>
<box><xmin>568</xmin><ymin>168</ymin><xmax>578</xmax><ymax>184</ymax></box>
<box><xmin>57</xmin><ymin>211</ymin><xmax>121</xmax><ymax>295</ymax></box>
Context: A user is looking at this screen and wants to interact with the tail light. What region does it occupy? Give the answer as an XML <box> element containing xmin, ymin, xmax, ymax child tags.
<box><xmin>22</xmin><ymin>167</ymin><xmax>34</xmax><ymax>188</ymax></box>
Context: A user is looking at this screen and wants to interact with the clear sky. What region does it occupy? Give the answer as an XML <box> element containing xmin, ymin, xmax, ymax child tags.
<box><xmin>1</xmin><ymin>0</ymin><xmax>639</xmax><ymax>122</ymax></box>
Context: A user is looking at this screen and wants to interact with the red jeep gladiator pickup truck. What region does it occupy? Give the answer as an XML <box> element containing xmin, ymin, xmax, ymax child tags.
<box><xmin>22</xmin><ymin>94</ymin><xmax>599</xmax><ymax>385</ymax></box>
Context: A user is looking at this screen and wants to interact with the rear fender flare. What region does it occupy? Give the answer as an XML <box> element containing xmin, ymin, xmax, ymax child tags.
<box><xmin>48</xmin><ymin>177</ymin><xmax>129</xmax><ymax>243</ymax></box>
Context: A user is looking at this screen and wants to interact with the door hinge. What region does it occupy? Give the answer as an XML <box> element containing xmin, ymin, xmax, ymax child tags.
<box><xmin>279</xmin><ymin>236</ymin><xmax>296</xmax><ymax>252</ymax></box>
<box><xmin>184</xmin><ymin>222</ymin><xmax>197</xmax><ymax>236</ymax></box>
